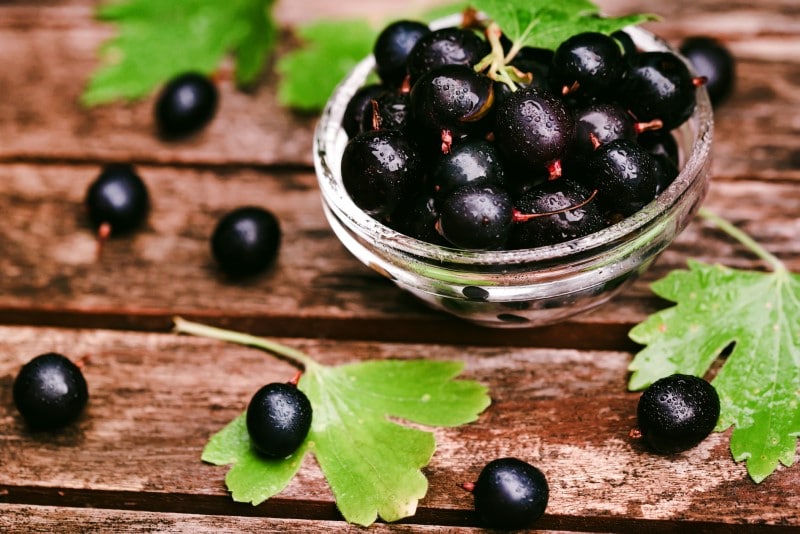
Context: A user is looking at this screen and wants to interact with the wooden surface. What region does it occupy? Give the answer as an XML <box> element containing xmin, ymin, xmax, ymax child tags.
<box><xmin>0</xmin><ymin>0</ymin><xmax>797</xmax><ymax>532</ymax></box>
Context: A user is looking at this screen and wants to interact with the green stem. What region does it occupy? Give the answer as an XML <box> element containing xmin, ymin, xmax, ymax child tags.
<box><xmin>172</xmin><ymin>317</ymin><xmax>319</xmax><ymax>370</ymax></box>
<box><xmin>698</xmin><ymin>208</ymin><xmax>786</xmax><ymax>273</ymax></box>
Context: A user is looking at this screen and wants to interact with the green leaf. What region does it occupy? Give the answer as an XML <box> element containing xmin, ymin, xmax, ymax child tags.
<box><xmin>82</xmin><ymin>0</ymin><xmax>277</xmax><ymax>106</ymax></box>
<box><xmin>628</xmin><ymin>211</ymin><xmax>800</xmax><ymax>483</ymax></box>
<box><xmin>471</xmin><ymin>0</ymin><xmax>655</xmax><ymax>51</ymax></box>
<box><xmin>275</xmin><ymin>20</ymin><xmax>377</xmax><ymax>112</ymax></box>
<box><xmin>178</xmin><ymin>318</ymin><xmax>490</xmax><ymax>526</ymax></box>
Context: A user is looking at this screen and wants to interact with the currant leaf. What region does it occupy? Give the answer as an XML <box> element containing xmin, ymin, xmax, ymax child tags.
<box><xmin>82</xmin><ymin>0</ymin><xmax>277</xmax><ymax>105</ymax></box>
<box><xmin>177</xmin><ymin>318</ymin><xmax>490</xmax><ymax>526</ymax></box>
<box><xmin>628</xmin><ymin>210</ymin><xmax>800</xmax><ymax>483</ymax></box>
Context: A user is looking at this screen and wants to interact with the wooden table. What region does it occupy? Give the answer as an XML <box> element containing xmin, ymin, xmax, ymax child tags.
<box><xmin>1</xmin><ymin>0</ymin><xmax>798</xmax><ymax>531</ymax></box>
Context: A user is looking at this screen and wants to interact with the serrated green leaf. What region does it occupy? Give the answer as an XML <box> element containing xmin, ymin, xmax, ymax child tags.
<box><xmin>471</xmin><ymin>0</ymin><xmax>655</xmax><ymax>51</ymax></box>
<box><xmin>275</xmin><ymin>20</ymin><xmax>377</xmax><ymax>112</ymax></box>
<box><xmin>176</xmin><ymin>315</ymin><xmax>492</xmax><ymax>527</ymax></box>
<box><xmin>629</xmin><ymin>255</ymin><xmax>800</xmax><ymax>483</ymax></box>
<box><xmin>82</xmin><ymin>0</ymin><xmax>277</xmax><ymax>106</ymax></box>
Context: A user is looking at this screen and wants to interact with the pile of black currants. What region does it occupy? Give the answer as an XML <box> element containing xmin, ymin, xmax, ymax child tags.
<box><xmin>340</xmin><ymin>17</ymin><xmax>705</xmax><ymax>250</ymax></box>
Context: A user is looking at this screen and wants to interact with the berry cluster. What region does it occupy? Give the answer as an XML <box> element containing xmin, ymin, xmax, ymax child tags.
<box><xmin>341</xmin><ymin>18</ymin><xmax>703</xmax><ymax>250</ymax></box>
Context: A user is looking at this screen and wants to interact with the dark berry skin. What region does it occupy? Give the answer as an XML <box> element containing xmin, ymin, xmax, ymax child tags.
<box><xmin>590</xmin><ymin>139</ymin><xmax>659</xmax><ymax>216</ymax></box>
<box><xmin>551</xmin><ymin>32</ymin><xmax>625</xmax><ymax>98</ymax></box>
<box><xmin>359</xmin><ymin>91</ymin><xmax>413</xmax><ymax>133</ymax></box>
<box><xmin>472</xmin><ymin>457</ymin><xmax>549</xmax><ymax>530</ymax></box>
<box><xmin>508</xmin><ymin>180</ymin><xmax>606</xmax><ymax>249</ymax></box>
<box><xmin>494</xmin><ymin>86</ymin><xmax>575</xmax><ymax>170</ymax></box>
<box><xmin>406</xmin><ymin>27</ymin><xmax>490</xmax><ymax>82</ymax></box>
<box><xmin>572</xmin><ymin>101</ymin><xmax>636</xmax><ymax>154</ymax></box>
<box><xmin>612</xmin><ymin>30</ymin><xmax>638</xmax><ymax>58</ymax></box>
<box><xmin>155</xmin><ymin>72</ymin><xmax>218</xmax><ymax>138</ymax></box>
<box><xmin>431</xmin><ymin>138</ymin><xmax>505</xmax><ymax>196</ymax></box>
<box><xmin>211</xmin><ymin>206</ymin><xmax>281</xmax><ymax>277</ymax></box>
<box><xmin>373</xmin><ymin>20</ymin><xmax>431</xmax><ymax>87</ymax></box>
<box><xmin>342</xmin><ymin>83</ymin><xmax>387</xmax><ymax>137</ymax></box>
<box><xmin>410</xmin><ymin>64</ymin><xmax>494</xmax><ymax>132</ymax></box>
<box><xmin>85</xmin><ymin>164</ymin><xmax>149</xmax><ymax>235</ymax></box>
<box><xmin>622</xmin><ymin>51</ymin><xmax>697</xmax><ymax>130</ymax></box>
<box><xmin>246</xmin><ymin>382</ymin><xmax>312</xmax><ymax>458</ymax></box>
<box><xmin>437</xmin><ymin>184</ymin><xmax>514</xmax><ymax>250</ymax></box>
<box><xmin>341</xmin><ymin>129</ymin><xmax>423</xmax><ymax>218</ymax></box>
<box><xmin>638</xmin><ymin>130</ymin><xmax>679</xmax><ymax>168</ymax></box>
<box><xmin>679</xmin><ymin>36</ymin><xmax>735</xmax><ymax>106</ymax></box>
<box><xmin>637</xmin><ymin>374</ymin><xmax>720</xmax><ymax>454</ymax></box>
<box><xmin>13</xmin><ymin>353</ymin><xmax>89</xmax><ymax>430</ymax></box>
<box><xmin>390</xmin><ymin>192</ymin><xmax>448</xmax><ymax>245</ymax></box>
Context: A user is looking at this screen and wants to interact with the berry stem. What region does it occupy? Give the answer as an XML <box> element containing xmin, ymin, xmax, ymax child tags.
<box><xmin>512</xmin><ymin>189</ymin><xmax>598</xmax><ymax>223</ymax></box>
<box><xmin>172</xmin><ymin>316</ymin><xmax>319</xmax><ymax>370</ymax></box>
<box><xmin>476</xmin><ymin>22</ymin><xmax>517</xmax><ymax>91</ymax></box>
<box><xmin>697</xmin><ymin>208</ymin><xmax>786</xmax><ymax>273</ymax></box>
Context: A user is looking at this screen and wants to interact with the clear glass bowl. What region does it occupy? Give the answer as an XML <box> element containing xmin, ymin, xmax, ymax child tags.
<box><xmin>313</xmin><ymin>21</ymin><xmax>713</xmax><ymax>328</ymax></box>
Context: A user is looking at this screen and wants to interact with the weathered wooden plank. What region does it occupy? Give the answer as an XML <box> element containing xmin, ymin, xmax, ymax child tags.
<box><xmin>0</xmin><ymin>326</ymin><xmax>797</xmax><ymax>530</ymax></box>
<box><xmin>0</xmin><ymin>1</ymin><xmax>796</xmax><ymax>181</ymax></box>
<box><xmin>0</xmin><ymin>162</ymin><xmax>795</xmax><ymax>347</ymax></box>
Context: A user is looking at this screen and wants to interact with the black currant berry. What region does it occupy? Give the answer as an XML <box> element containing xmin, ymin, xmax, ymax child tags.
<box><xmin>13</xmin><ymin>353</ymin><xmax>89</xmax><ymax>430</ymax></box>
<box><xmin>390</xmin><ymin>192</ymin><xmax>449</xmax><ymax>245</ymax></box>
<box><xmin>638</xmin><ymin>130</ymin><xmax>679</xmax><ymax>168</ymax></box>
<box><xmin>612</xmin><ymin>30</ymin><xmax>638</xmax><ymax>58</ymax></box>
<box><xmin>622</xmin><ymin>51</ymin><xmax>698</xmax><ymax>130</ymax></box>
<box><xmin>342</xmin><ymin>83</ymin><xmax>387</xmax><ymax>137</ymax></box>
<box><xmin>636</xmin><ymin>374</ymin><xmax>720</xmax><ymax>454</ymax></box>
<box><xmin>572</xmin><ymin>101</ymin><xmax>637</xmax><ymax>154</ymax></box>
<box><xmin>85</xmin><ymin>163</ymin><xmax>149</xmax><ymax>238</ymax></box>
<box><xmin>373</xmin><ymin>20</ymin><xmax>431</xmax><ymax>87</ymax></box>
<box><xmin>406</xmin><ymin>27</ymin><xmax>490</xmax><ymax>82</ymax></box>
<box><xmin>494</xmin><ymin>86</ymin><xmax>575</xmax><ymax>175</ymax></box>
<box><xmin>508</xmin><ymin>180</ymin><xmax>606</xmax><ymax>249</ymax></box>
<box><xmin>341</xmin><ymin>129</ymin><xmax>423</xmax><ymax>218</ymax></box>
<box><xmin>410</xmin><ymin>64</ymin><xmax>494</xmax><ymax>133</ymax></box>
<box><xmin>246</xmin><ymin>382</ymin><xmax>312</xmax><ymax>458</ymax></box>
<box><xmin>211</xmin><ymin>206</ymin><xmax>281</xmax><ymax>277</ymax></box>
<box><xmin>679</xmin><ymin>36</ymin><xmax>735</xmax><ymax>106</ymax></box>
<box><xmin>155</xmin><ymin>72</ymin><xmax>218</xmax><ymax>138</ymax></box>
<box><xmin>551</xmin><ymin>32</ymin><xmax>625</xmax><ymax>98</ymax></box>
<box><xmin>437</xmin><ymin>183</ymin><xmax>514</xmax><ymax>250</ymax></box>
<box><xmin>589</xmin><ymin>138</ymin><xmax>659</xmax><ymax>216</ymax></box>
<box><xmin>359</xmin><ymin>91</ymin><xmax>413</xmax><ymax>132</ymax></box>
<box><xmin>431</xmin><ymin>138</ymin><xmax>505</xmax><ymax>196</ymax></box>
<box><xmin>471</xmin><ymin>457</ymin><xmax>549</xmax><ymax>530</ymax></box>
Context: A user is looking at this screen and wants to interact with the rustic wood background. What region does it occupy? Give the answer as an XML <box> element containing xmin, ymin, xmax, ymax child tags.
<box><xmin>0</xmin><ymin>0</ymin><xmax>797</xmax><ymax>532</ymax></box>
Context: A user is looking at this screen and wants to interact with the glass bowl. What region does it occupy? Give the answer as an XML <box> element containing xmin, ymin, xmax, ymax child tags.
<box><xmin>313</xmin><ymin>19</ymin><xmax>713</xmax><ymax>328</ymax></box>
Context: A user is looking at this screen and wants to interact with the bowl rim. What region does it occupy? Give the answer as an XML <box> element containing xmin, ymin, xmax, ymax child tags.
<box><xmin>313</xmin><ymin>20</ymin><xmax>714</xmax><ymax>267</ymax></box>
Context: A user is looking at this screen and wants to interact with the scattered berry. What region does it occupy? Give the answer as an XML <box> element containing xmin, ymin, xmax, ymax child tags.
<box><xmin>679</xmin><ymin>36</ymin><xmax>735</xmax><ymax>106</ymax></box>
<box><xmin>85</xmin><ymin>164</ymin><xmax>149</xmax><ymax>254</ymax></box>
<box><xmin>155</xmin><ymin>72</ymin><xmax>219</xmax><ymax>138</ymax></box>
<box><xmin>13</xmin><ymin>353</ymin><xmax>89</xmax><ymax>429</ymax></box>
<box><xmin>636</xmin><ymin>373</ymin><xmax>720</xmax><ymax>453</ymax></box>
<box><xmin>468</xmin><ymin>457</ymin><xmax>549</xmax><ymax>530</ymax></box>
<box><xmin>211</xmin><ymin>206</ymin><xmax>281</xmax><ymax>277</ymax></box>
<box><xmin>246</xmin><ymin>382</ymin><xmax>313</xmax><ymax>458</ymax></box>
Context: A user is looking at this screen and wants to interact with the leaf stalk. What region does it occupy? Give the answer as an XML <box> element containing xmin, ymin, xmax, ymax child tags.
<box><xmin>172</xmin><ymin>316</ymin><xmax>319</xmax><ymax>370</ymax></box>
<box><xmin>698</xmin><ymin>208</ymin><xmax>786</xmax><ymax>273</ymax></box>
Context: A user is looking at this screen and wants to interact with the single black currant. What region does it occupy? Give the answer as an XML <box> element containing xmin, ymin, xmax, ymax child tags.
<box><xmin>572</xmin><ymin>101</ymin><xmax>637</xmax><ymax>154</ymax></box>
<box><xmin>85</xmin><ymin>163</ymin><xmax>149</xmax><ymax>240</ymax></box>
<box><xmin>589</xmin><ymin>138</ymin><xmax>659</xmax><ymax>216</ymax></box>
<box><xmin>551</xmin><ymin>31</ymin><xmax>625</xmax><ymax>98</ymax></box>
<box><xmin>155</xmin><ymin>72</ymin><xmax>218</xmax><ymax>138</ymax></box>
<box><xmin>13</xmin><ymin>353</ymin><xmax>89</xmax><ymax>429</ymax></box>
<box><xmin>638</xmin><ymin>130</ymin><xmax>680</xmax><ymax>168</ymax></box>
<box><xmin>622</xmin><ymin>51</ymin><xmax>699</xmax><ymax>130</ymax></box>
<box><xmin>359</xmin><ymin>91</ymin><xmax>413</xmax><ymax>132</ymax></box>
<box><xmin>341</xmin><ymin>129</ymin><xmax>423</xmax><ymax>218</ymax></box>
<box><xmin>409</xmin><ymin>64</ymin><xmax>494</xmax><ymax>147</ymax></box>
<box><xmin>342</xmin><ymin>83</ymin><xmax>387</xmax><ymax>137</ymax></box>
<box><xmin>406</xmin><ymin>27</ymin><xmax>490</xmax><ymax>82</ymax></box>
<box><xmin>437</xmin><ymin>183</ymin><xmax>514</xmax><ymax>250</ymax></box>
<box><xmin>636</xmin><ymin>374</ymin><xmax>720</xmax><ymax>454</ymax></box>
<box><xmin>389</xmin><ymin>192</ymin><xmax>449</xmax><ymax>245</ymax></box>
<box><xmin>246</xmin><ymin>382</ymin><xmax>312</xmax><ymax>458</ymax></box>
<box><xmin>469</xmin><ymin>457</ymin><xmax>549</xmax><ymax>530</ymax></box>
<box><xmin>679</xmin><ymin>36</ymin><xmax>735</xmax><ymax>106</ymax></box>
<box><xmin>508</xmin><ymin>180</ymin><xmax>606</xmax><ymax>249</ymax></box>
<box><xmin>373</xmin><ymin>20</ymin><xmax>431</xmax><ymax>87</ymax></box>
<box><xmin>431</xmin><ymin>138</ymin><xmax>505</xmax><ymax>196</ymax></box>
<box><xmin>612</xmin><ymin>30</ymin><xmax>638</xmax><ymax>58</ymax></box>
<box><xmin>211</xmin><ymin>206</ymin><xmax>281</xmax><ymax>277</ymax></box>
<box><xmin>493</xmin><ymin>86</ymin><xmax>575</xmax><ymax>178</ymax></box>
